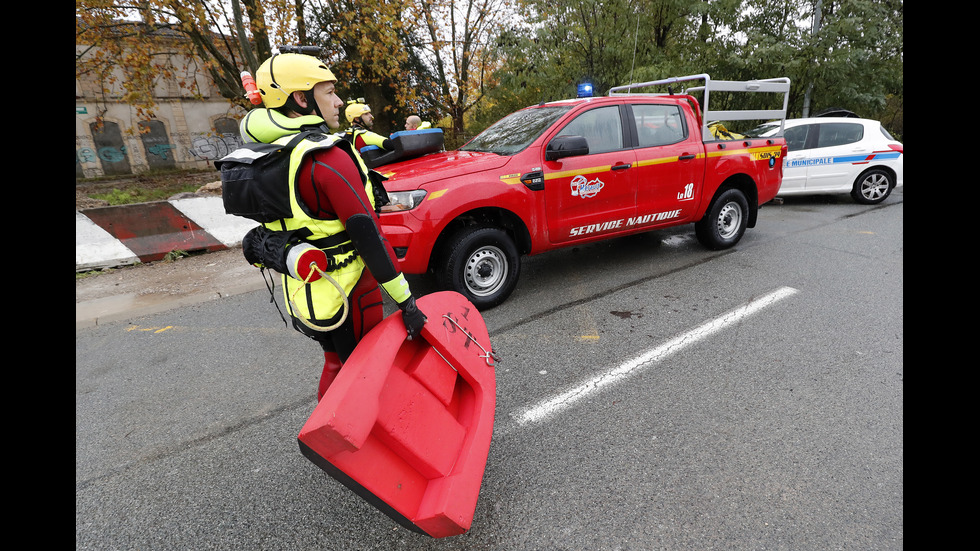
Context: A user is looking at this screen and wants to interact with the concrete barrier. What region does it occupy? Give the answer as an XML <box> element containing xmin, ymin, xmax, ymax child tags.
<box><xmin>75</xmin><ymin>196</ymin><xmax>258</xmax><ymax>272</ymax></box>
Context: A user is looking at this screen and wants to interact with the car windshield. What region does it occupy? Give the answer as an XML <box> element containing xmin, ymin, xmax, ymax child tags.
<box><xmin>742</xmin><ymin>121</ymin><xmax>781</xmax><ymax>138</ymax></box>
<box><xmin>461</xmin><ymin>105</ymin><xmax>572</xmax><ymax>155</ymax></box>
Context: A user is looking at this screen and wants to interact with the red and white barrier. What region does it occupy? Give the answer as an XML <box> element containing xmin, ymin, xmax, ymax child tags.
<box><xmin>75</xmin><ymin>196</ymin><xmax>257</xmax><ymax>272</ymax></box>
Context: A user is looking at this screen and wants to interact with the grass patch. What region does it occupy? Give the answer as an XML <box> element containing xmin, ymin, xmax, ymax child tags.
<box><xmin>91</xmin><ymin>184</ymin><xmax>201</xmax><ymax>206</ymax></box>
<box><xmin>77</xmin><ymin>168</ymin><xmax>219</xmax><ymax>207</ymax></box>
<box><xmin>162</xmin><ymin>249</ymin><xmax>191</xmax><ymax>262</ymax></box>
<box><xmin>76</xmin><ymin>269</ymin><xmax>108</xmax><ymax>280</ymax></box>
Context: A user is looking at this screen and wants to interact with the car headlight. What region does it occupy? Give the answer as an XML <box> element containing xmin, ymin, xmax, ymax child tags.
<box><xmin>381</xmin><ymin>190</ymin><xmax>427</xmax><ymax>212</ymax></box>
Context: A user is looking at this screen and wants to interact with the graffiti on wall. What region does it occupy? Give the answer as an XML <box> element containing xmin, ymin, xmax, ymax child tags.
<box><xmin>76</xmin><ymin>117</ymin><xmax>244</xmax><ymax>178</ymax></box>
<box><xmin>188</xmin><ymin>132</ymin><xmax>244</xmax><ymax>161</ymax></box>
<box><xmin>189</xmin><ymin>116</ymin><xmax>245</xmax><ymax>161</ymax></box>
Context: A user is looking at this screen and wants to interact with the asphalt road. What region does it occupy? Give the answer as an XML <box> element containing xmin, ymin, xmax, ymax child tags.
<box><xmin>76</xmin><ymin>190</ymin><xmax>903</xmax><ymax>550</ymax></box>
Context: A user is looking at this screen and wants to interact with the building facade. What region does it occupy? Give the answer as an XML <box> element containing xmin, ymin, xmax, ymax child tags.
<box><xmin>75</xmin><ymin>41</ymin><xmax>247</xmax><ymax>179</ymax></box>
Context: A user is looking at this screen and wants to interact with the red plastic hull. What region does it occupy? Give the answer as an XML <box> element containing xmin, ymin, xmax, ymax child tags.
<box><xmin>298</xmin><ymin>291</ymin><xmax>496</xmax><ymax>537</ymax></box>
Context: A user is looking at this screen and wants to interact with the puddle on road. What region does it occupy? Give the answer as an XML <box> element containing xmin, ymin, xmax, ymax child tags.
<box><xmin>76</xmin><ymin>290</ymin><xmax>219</xmax><ymax>325</ymax></box>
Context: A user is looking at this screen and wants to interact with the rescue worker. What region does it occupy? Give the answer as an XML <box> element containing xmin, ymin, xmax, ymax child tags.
<box><xmin>343</xmin><ymin>99</ymin><xmax>393</xmax><ymax>153</ymax></box>
<box><xmin>404</xmin><ymin>115</ymin><xmax>431</xmax><ymax>131</ymax></box>
<box><xmin>239</xmin><ymin>50</ymin><xmax>426</xmax><ymax>400</ymax></box>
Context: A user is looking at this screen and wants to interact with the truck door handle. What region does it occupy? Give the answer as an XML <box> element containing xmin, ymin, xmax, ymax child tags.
<box><xmin>679</xmin><ymin>154</ymin><xmax>696</xmax><ymax>160</ymax></box>
<box><xmin>611</xmin><ymin>163</ymin><xmax>631</xmax><ymax>170</ymax></box>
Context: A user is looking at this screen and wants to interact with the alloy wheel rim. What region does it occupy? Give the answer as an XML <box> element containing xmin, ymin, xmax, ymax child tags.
<box><xmin>861</xmin><ymin>173</ymin><xmax>889</xmax><ymax>200</ymax></box>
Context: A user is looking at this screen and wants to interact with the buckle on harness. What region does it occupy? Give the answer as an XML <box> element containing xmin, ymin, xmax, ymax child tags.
<box><xmin>324</xmin><ymin>242</ymin><xmax>358</xmax><ymax>272</ymax></box>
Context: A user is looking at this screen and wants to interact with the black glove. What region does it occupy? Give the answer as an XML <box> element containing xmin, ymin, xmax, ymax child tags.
<box><xmin>241</xmin><ymin>226</ymin><xmax>268</xmax><ymax>267</ymax></box>
<box><xmin>399</xmin><ymin>296</ymin><xmax>427</xmax><ymax>340</ymax></box>
<box><xmin>241</xmin><ymin>226</ymin><xmax>305</xmax><ymax>273</ymax></box>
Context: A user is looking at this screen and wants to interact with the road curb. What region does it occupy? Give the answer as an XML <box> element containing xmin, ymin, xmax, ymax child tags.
<box><xmin>75</xmin><ymin>196</ymin><xmax>257</xmax><ymax>272</ymax></box>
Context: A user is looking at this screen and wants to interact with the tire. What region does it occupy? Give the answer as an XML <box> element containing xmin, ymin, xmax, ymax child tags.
<box><xmin>695</xmin><ymin>188</ymin><xmax>749</xmax><ymax>250</ymax></box>
<box><xmin>437</xmin><ymin>226</ymin><xmax>521</xmax><ymax>310</ymax></box>
<box><xmin>851</xmin><ymin>168</ymin><xmax>894</xmax><ymax>205</ymax></box>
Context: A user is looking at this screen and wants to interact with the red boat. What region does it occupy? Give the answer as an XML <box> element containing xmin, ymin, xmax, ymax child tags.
<box><xmin>298</xmin><ymin>291</ymin><xmax>497</xmax><ymax>538</ymax></box>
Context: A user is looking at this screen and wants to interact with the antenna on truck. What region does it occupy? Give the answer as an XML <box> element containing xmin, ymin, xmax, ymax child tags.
<box><xmin>628</xmin><ymin>13</ymin><xmax>639</xmax><ymax>86</ymax></box>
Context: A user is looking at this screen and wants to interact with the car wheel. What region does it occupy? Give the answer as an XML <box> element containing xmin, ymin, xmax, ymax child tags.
<box><xmin>695</xmin><ymin>188</ymin><xmax>749</xmax><ymax>250</ymax></box>
<box><xmin>851</xmin><ymin>168</ymin><xmax>894</xmax><ymax>205</ymax></box>
<box><xmin>438</xmin><ymin>226</ymin><xmax>520</xmax><ymax>310</ymax></box>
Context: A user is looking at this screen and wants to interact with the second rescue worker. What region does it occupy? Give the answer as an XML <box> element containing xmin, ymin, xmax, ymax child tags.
<box><xmin>238</xmin><ymin>49</ymin><xmax>425</xmax><ymax>400</ymax></box>
<box><xmin>344</xmin><ymin>99</ymin><xmax>393</xmax><ymax>153</ymax></box>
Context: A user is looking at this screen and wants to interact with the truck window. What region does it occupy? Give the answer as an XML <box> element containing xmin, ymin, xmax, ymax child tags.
<box><xmin>632</xmin><ymin>104</ymin><xmax>686</xmax><ymax>147</ymax></box>
<box><xmin>555</xmin><ymin>105</ymin><xmax>624</xmax><ymax>154</ymax></box>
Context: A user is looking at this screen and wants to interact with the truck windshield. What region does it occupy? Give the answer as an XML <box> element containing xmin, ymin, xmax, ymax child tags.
<box><xmin>461</xmin><ymin>106</ymin><xmax>572</xmax><ymax>155</ymax></box>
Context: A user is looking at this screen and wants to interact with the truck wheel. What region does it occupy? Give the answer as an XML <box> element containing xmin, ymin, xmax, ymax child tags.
<box><xmin>438</xmin><ymin>226</ymin><xmax>520</xmax><ymax>310</ymax></box>
<box><xmin>695</xmin><ymin>188</ymin><xmax>749</xmax><ymax>250</ymax></box>
<box><xmin>850</xmin><ymin>168</ymin><xmax>893</xmax><ymax>205</ymax></box>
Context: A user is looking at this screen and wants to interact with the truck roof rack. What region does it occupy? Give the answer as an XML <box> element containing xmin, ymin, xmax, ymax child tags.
<box><xmin>609</xmin><ymin>74</ymin><xmax>791</xmax><ymax>139</ymax></box>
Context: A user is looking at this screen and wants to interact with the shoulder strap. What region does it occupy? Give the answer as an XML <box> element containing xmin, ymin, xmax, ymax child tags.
<box><xmin>283</xmin><ymin>130</ymin><xmax>315</xmax><ymax>149</ymax></box>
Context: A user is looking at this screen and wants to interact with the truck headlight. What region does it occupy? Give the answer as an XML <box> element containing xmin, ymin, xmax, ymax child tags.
<box><xmin>381</xmin><ymin>190</ymin><xmax>427</xmax><ymax>212</ymax></box>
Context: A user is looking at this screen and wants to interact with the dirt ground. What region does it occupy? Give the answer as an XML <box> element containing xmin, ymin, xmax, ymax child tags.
<box><xmin>76</xmin><ymin>170</ymin><xmax>240</xmax><ymax>314</ymax></box>
<box><xmin>74</xmin><ymin>245</ymin><xmax>270</xmax><ymax>328</ymax></box>
<box><xmin>76</xmin><ymin>246</ymin><xmax>255</xmax><ymax>298</ymax></box>
<box><xmin>75</xmin><ymin>170</ymin><xmax>223</xmax><ymax>211</ymax></box>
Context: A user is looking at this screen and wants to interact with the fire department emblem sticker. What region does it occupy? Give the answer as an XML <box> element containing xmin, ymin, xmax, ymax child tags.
<box><xmin>571</xmin><ymin>175</ymin><xmax>604</xmax><ymax>198</ymax></box>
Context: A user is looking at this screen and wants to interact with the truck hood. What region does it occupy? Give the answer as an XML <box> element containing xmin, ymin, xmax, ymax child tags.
<box><xmin>375</xmin><ymin>150</ymin><xmax>513</xmax><ymax>191</ymax></box>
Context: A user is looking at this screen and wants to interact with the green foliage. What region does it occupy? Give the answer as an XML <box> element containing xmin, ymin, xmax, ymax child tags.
<box><xmin>91</xmin><ymin>184</ymin><xmax>201</xmax><ymax>206</ymax></box>
<box><xmin>80</xmin><ymin>0</ymin><xmax>902</xmax><ymax>142</ymax></box>
<box><xmin>474</xmin><ymin>0</ymin><xmax>902</xmax><ymax>137</ymax></box>
<box><xmin>163</xmin><ymin>249</ymin><xmax>190</xmax><ymax>262</ymax></box>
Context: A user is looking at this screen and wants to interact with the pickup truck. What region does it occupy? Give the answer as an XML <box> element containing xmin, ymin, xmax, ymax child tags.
<box><xmin>376</xmin><ymin>74</ymin><xmax>791</xmax><ymax>309</ymax></box>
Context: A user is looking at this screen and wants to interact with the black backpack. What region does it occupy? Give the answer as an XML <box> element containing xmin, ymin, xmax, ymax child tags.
<box><xmin>216</xmin><ymin>132</ymin><xmax>312</xmax><ymax>224</ymax></box>
<box><xmin>216</xmin><ymin>131</ymin><xmax>388</xmax><ymax>223</ymax></box>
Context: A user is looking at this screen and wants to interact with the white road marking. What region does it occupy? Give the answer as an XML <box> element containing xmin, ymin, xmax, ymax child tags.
<box><xmin>509</xmin><ymin>286</ymin><xmax>799</xmax><ymax>429</ymax></box>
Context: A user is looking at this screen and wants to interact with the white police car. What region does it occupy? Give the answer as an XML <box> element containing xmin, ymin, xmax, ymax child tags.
<box><xmin>748</xmin><ymin>117</ymin><xmax>903</xmax><ymax>204</ymax></box>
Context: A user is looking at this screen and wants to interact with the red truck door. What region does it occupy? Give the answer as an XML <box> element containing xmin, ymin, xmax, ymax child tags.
<box><xmin>542</xmin><ymin>104</ymin><xmax>638</xmax><ymax>244</ymax></box>
<box><xmin>629</xmin><ymin>102</ymin><xmax>703</xmax><ymax>226</ymax></box>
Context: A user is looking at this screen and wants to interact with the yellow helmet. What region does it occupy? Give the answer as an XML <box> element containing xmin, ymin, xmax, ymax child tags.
<box><xmin>254</xmin><ymin>52</ymin><xmax>337</xmax><ymax>109</ymax></box>
<box><xmin>345</xmin><ymin>99</ymin><xmax>371</xmax><ymax>123</ymax></box>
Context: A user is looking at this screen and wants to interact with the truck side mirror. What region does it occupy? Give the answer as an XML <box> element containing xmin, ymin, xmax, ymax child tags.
<box><xmin>546</xmin><ymin>135</ymin><xmax>589</xmax><ymax>161</ymax></box>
